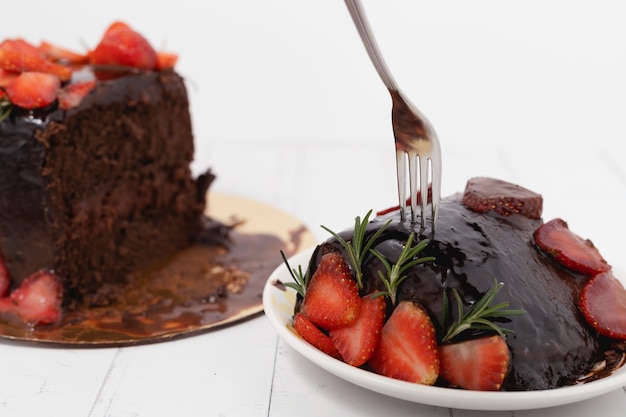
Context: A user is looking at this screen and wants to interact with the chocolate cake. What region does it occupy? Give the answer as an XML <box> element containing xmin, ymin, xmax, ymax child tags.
<box><xmin>0</xmin><ymin>24</ymin><xmax>210</xmax><ymax>311</ymax></box>
<box><xmin>297</xmin><ymin>177</ymin><xmax>626</xmax><ymax>391</ymax></box>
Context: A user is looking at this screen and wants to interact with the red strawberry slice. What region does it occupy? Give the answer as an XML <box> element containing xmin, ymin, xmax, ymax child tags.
<box><xmin>330</xmin><ymin>293</ymin><xmax>386</xmax><ymax>367</ymax></box>
<box><xmin>39</xmin><ymin>41</ymin><xmax>89</xmax><ymax>65</ymax></box>
<box><xmin>155</xmin><ymin>52</ymin><xmax>178</xmax><ymax>70</ymax></box>
<box><xmin>0</xmin><ymin>68</ymin><xmax>18</xmax><ymax>88</ymax></box>
<box><xmin>580</xmin><ymin>271</ymin><xmax>626</xmax><ymax>340</ymax></box>
<box><xmin>0</xmin><ymin>255</ymin><xmax>9</xmax><ymax>298</ymax></box>
<box><xmin>293</xmin><ymin>313</ymin><xmax>342</xmax><ymax>359</ymax></box>
<box><xmin>0</xmin><ymin>39</ymin><xmax>72</xmax><ymax>81</ymax></box>
<box><xmin>439</xmin><ymin>335</ymin><xmax>511</xmax><ymax>391</ymax></box>
<box><xmin>300</xmin><ymin>252</ymin><xmax>360</xmax><ymax>330</ymax></box>
<box><xmin>461</xmin><ymin>177</ymin><xmax>543</xmax><ymax>219</ymax></box>
<box><xmin>0</xmin><ymin>270</ymin><xmax>63</xmax><ymax>325</ymax></box>
<box><xmin>90</xmin><ymin>22</ymin><xmax>157</xmax><ymax>70</ymax></box>
<box><xmin>5</xmin><ymin>71</ymin><xmax>60</xmax><ymax>109</ymax></box>
<box><xmin>58</xmin><ymin>80</ymin><xmax>96</xmax><ymax>109</ymax></box>
<box><xmin>534</xmin><ymin>218</ymin><xmax>610</xmax><ymax>276</ymax></box>
<box><xmin>368</xmin><ymin>300</ymin><xmax>439</xmax><ymax>384</ymax></box>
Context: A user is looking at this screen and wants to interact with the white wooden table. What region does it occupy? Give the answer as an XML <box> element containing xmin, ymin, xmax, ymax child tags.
<box><xmin>2</xmin><ymin>1</ymin><xmax>626</xmax><ymax>416</ymax></box>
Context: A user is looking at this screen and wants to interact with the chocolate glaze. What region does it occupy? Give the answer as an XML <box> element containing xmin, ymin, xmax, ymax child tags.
<box><xmin>308</xmin><ymin>194</ymin><xmax>619</xmax><ymax>391</ymax></box>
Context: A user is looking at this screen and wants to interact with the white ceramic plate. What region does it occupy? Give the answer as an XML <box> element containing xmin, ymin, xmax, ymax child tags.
<box><xmin>263</xmin><ymin>248</ymin><xmax>626</xmax><ymax>411</ymax></box>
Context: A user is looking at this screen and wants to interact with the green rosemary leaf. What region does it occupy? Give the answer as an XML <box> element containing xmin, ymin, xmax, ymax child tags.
<box><xmin>441</xmin><ymin>278</ymin><xmax>526</xmax><ymax>343</ymax></box>
<box><xmin>320</xmin><ymin>210</ymin><xmax>391</xmax><ymax>289</ymax></box>
<box><xmin>280</xmin><ymin>250</ymin><xmax>307</xmax><ymax>298</ymax></box>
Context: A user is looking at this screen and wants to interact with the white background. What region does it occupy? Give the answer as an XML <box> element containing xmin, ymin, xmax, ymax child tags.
<box><xmin>2</xmin><ymin>1</ymin><xmax>626</xmax><ymax>416</ymax></box>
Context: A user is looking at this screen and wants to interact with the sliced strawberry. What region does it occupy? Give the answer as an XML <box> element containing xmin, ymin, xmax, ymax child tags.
<box><xmin>293</xmin><ymin>313</ymin><xmax>342</xmax><ymax>359</ymax></box>
<box><xmin>580</xmin><ymin>271</ymin><xmax>626</xmax><ymax>340</ymax></box>
<box><xmin>0</xmin><ymin>270</ymin><xmax>62</xmax><ymax>325</ymax></box>
<box><xmin>330</xmin><ymin>293</ymin><xmax>386</xmax><ymax>367</ymax></box>
<box><xmin>461</xmin><ymin>177</ymin><xmax>543</xmax><ymax>219</ymax></box>
<box><xmin>0</xmin><ymin>68</ymin><xmax>18</xmax><ymax>88</ymax></box>
<box><xmin>90</xmin><ymin>22</ymin><xmax>157</xmax><ymax>70</ymax></box>
<box><xmin>534</xmin><ymin>218</ymin><xmax>610</xmax><ymax>276</ymax></box>
<box><xmin>376</xmin><ymin>184</ymin><xmax>432</xmax><ymax>216</ymax></box>
<box><xmin>0</xmin><ymin>38</ymin><xmax>41</xmax><ymax>57</ymax></box>
<box><xmin>39</xmin><ymin>41</ymin><xmax>89</xmax><ymax>65</ymax></box>
<box><xmin>368</xmin><ymin>300</ymin><xmax>439</xmax><ymax>385</ymax></box>
<box><xmin>0</xmin><ymin>255</ymin><xmax>9</xmax><ymax>298</ymax></box>
<box><xmin>155</xmin><ymin>51</ymin><xmax>178</xmax><ymax>70</ymax></box>
<box><xmin>5</xmin><ymin>71</ymin><xmax>60</xmax><ymax>109</ymax></box>
<box><xmin>300</xmin><ymin>252</ymin><xmax>360</xmax><ymax>330</ymax></box>
<box><xmin>0</xmin><ymin>39</ymin><xmax>72</xmax><ymax>81</ymax></box>
<box><xmin>439</xmin><ymin>335</ymin><xmax>511</xmax><ymax>391</ymax></box>
<box><xmin>58</xmin><ymin>80</ymin><xmax>96</xmax><ymax>110</ymax></box>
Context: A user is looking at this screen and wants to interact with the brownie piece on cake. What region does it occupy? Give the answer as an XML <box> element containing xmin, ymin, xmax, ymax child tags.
<box><xmin>0</xmin><ymin>23</ymin><xmax>210</xmax><ymax>311</ymax></box>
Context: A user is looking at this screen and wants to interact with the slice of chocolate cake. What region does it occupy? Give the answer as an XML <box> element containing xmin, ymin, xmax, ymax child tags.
<box><xmin>0</xmin><ymin>23</ymin><xmax>210</xmax><ymax>312</ymax></box>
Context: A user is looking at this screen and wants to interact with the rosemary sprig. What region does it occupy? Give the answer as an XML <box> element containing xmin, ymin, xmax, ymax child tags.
<box><xmin>441</xmin><ymin>278</ymin><xmax>526</xmax><ymax>343</ymax></box>
<box><xmin>320</xmin><ymin>210</ymin><xmax>391</xmax><ymax>289</ymax></box>
<box><xmin>370</xmin><ymin>234</ymin><xmax>434</xmax><ymax>305</ymax></box>
<box><xmin>280</xmin><ymin>250</ymin><xmax>308</xmax><ymax>298</ymax></box>
<box><xmin>0</xmin><ymin>91</ymin><xmax>12</xmax><ymax>123</ymax></box>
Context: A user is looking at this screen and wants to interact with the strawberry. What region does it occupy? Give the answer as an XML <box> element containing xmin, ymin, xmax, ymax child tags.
<box><xmin>0</xmin><ymin>270</ymin><xmax>62</xmax><ymax>325</ymax></box>
<box><xmin>533</xmin><ymin>218</ymin><xmax>610</xmax><ymax>276</ymax></box>
<box><xmin>368</xmin><ymin>300</ymin><xmax>439</xmax><ymax>385</ymax></box>
<box><xmin>0</xmin><ymin>255</ymin><xmax>9</xmax><ymax>298</ymax></box>
<box><xmin>439</xmin><ymin>335</ymin><xmax>511</xmax><ymax>391</ymax></box>
<box><xmin>57</xmin><ymin>80</ymin><xmax>96</xmax><ymax>109</ymax></box>
<box><xmin>330</xmin><ymin>293</ymin><xmax>386</xmax><ymax>367</ymax></box>
<box><xmin>580</xmin><ymin>271</ymin><xmax>626</xmax><ymax>340</ymax></box>
<box><xmin>461</xmin><ymin>177</ymin><xmax>543</xmax><ymax>219</ymax></box>
<box><xmin>155</xmin><ymin>51</ymin><xmax>178</xmax><ymax>70</ymax></box>
<box><xmin>293</xmin><ymin>313</ymin><xmax>342</xmax><ymax>359</ymax></box>
<box><xmin>0</xmin><ymin>39</ymin><xmax>72</xmax><ymax>81</ymax></box>
<box><xmin>90</xmin><ymin>22</ymin><xmax>157</xmax><ymax>70</ymax></box>
<box><xmin>39</xmin><ymin>41</ymin><xmax>89</xmax><ymax>65</ymax></box>
<box><xmin>5</xmin><ymin>71</ymin><xmax>60</xmax><ymax>109</ymax></box>
<box><xmin>300</xmin><ymin>252</ymin><xmax>360</xmax><ymax>330</ymax></box>
<box><xmin>0</xmin><ymin>68</ymin><xmax>18</xmax><ymax>88</ymax></box>
<box><xmin>376</xmin><ymin>184</ymin><xmax>432</xmax><ymax>216</ymax></box>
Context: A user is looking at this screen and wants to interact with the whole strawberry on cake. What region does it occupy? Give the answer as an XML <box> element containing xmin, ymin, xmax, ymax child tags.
<box><xmin>283</xmin><ymin>177</ymin><xmax>626</xmax><ymax>391</ymax></box>
<box><xmin>0</xmin><ymin>22</ymin><xmax>213</xmax><ymax>325</ymax></box>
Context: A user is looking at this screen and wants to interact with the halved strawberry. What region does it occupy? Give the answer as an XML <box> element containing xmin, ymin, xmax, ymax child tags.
<box><xmin>461</xmin><ymin>177</ymin><xmax>543</xmax><ymax>219</ymax></box>
<box><xmin>58</xmin><ymin>80</ymin><xmax>96</xmax><ymax>109</ymax></box>
<box><xmin>0</xmin><ymin>255</ymin><xmax>9</xmax><ymax>298</ymax></box>
<box><xmin>0</xmin><ymin>270</ymin><xmax>62</xmax><ymax>325</ymax></box>
<box><xmin>90</xmin><ymin>22</ymin><xmax>157</xmax><ymax>70</ymax></box>
<box><xmin>330</xmin><ymin>293</ymin><xmax>386</xmax><ymax>367</ymax></box>
<box><xmin>0</xmin><ymin>39</ymin><xmax>72</xmax><ymax>81</ymax></box>
<box><xmin>5</xmin><ymin>71</ymin><xmax>60</xmax><ymax>109</ymax></box>
<box><xmin>439</xmin><ymin>335</ymin><xmax>511</xmax><ymax>391</ymax></box>
<box><xmin>0</xmin><ymin>68</ymin><xmax>18</xmax><ymax>88</ymax></box>
<box><xmin>368</xmin><ymin>300</ymin><xmax>439</xmax><ymax>384</ymax></box>
<box><xmin>155</xmin><ymin>51</ymin><xmax>178</xmax><ymax>70</ymax></box>
<box><xmin>293</xmin><ymin>313</ymin><xmax>342</xmax><ymax>359</ymax></box>
<box><xmin>533</xmin><ymin>218</ymin><xmax>610</xmax><ymax>276</ymax></box>
<box><xmin>580</xmin><ymin>271</ymin><xmax>626</xmax><ymax>340</ymax></box>
<box><xmin>39</xmin><ymin>41</ymin><xmax>89</xmax><ymax>65</ymax></box>
<box><xmin>300</xmin><ymin>252</ymin><xmax>360</xmax><ymax>330</ymax></box>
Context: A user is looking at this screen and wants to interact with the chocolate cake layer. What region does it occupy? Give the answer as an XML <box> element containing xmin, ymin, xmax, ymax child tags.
<box><xmin>0</xmin><ymin>70</ymin><xmax>208</xmax><ymax>309</ymax></box>
<box><xmin>308</xmin><ymin>195</ymin><xmax>604</xmax><ymax>391</ymax></box>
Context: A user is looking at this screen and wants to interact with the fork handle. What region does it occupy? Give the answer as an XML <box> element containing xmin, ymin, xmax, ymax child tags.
<box><xmin>344</xmin><ymin>0</ymin><xmax>399</xmax><ymax>92</ymax></box>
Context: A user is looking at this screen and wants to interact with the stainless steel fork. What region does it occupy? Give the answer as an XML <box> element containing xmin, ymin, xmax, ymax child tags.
<box><xmin>344</xmin><ymin>0</ymin><xmax>442</xmax><ymax>231</ymax></box>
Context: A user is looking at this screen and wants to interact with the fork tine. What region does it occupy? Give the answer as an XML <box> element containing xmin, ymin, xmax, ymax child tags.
<box><xmin>408</xmin><ymin>151</ymin><xmax>419</xmax><ymax>225</ymax></box>
<box><xmin>418</xmin><ymin>155</ymin><xmax>429</xmax><ymax>229</ymax></box>
<box><xmin>396</xmin><ymin>149</ymin><xmax>408</xmax><ymax>222</ymax></box>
